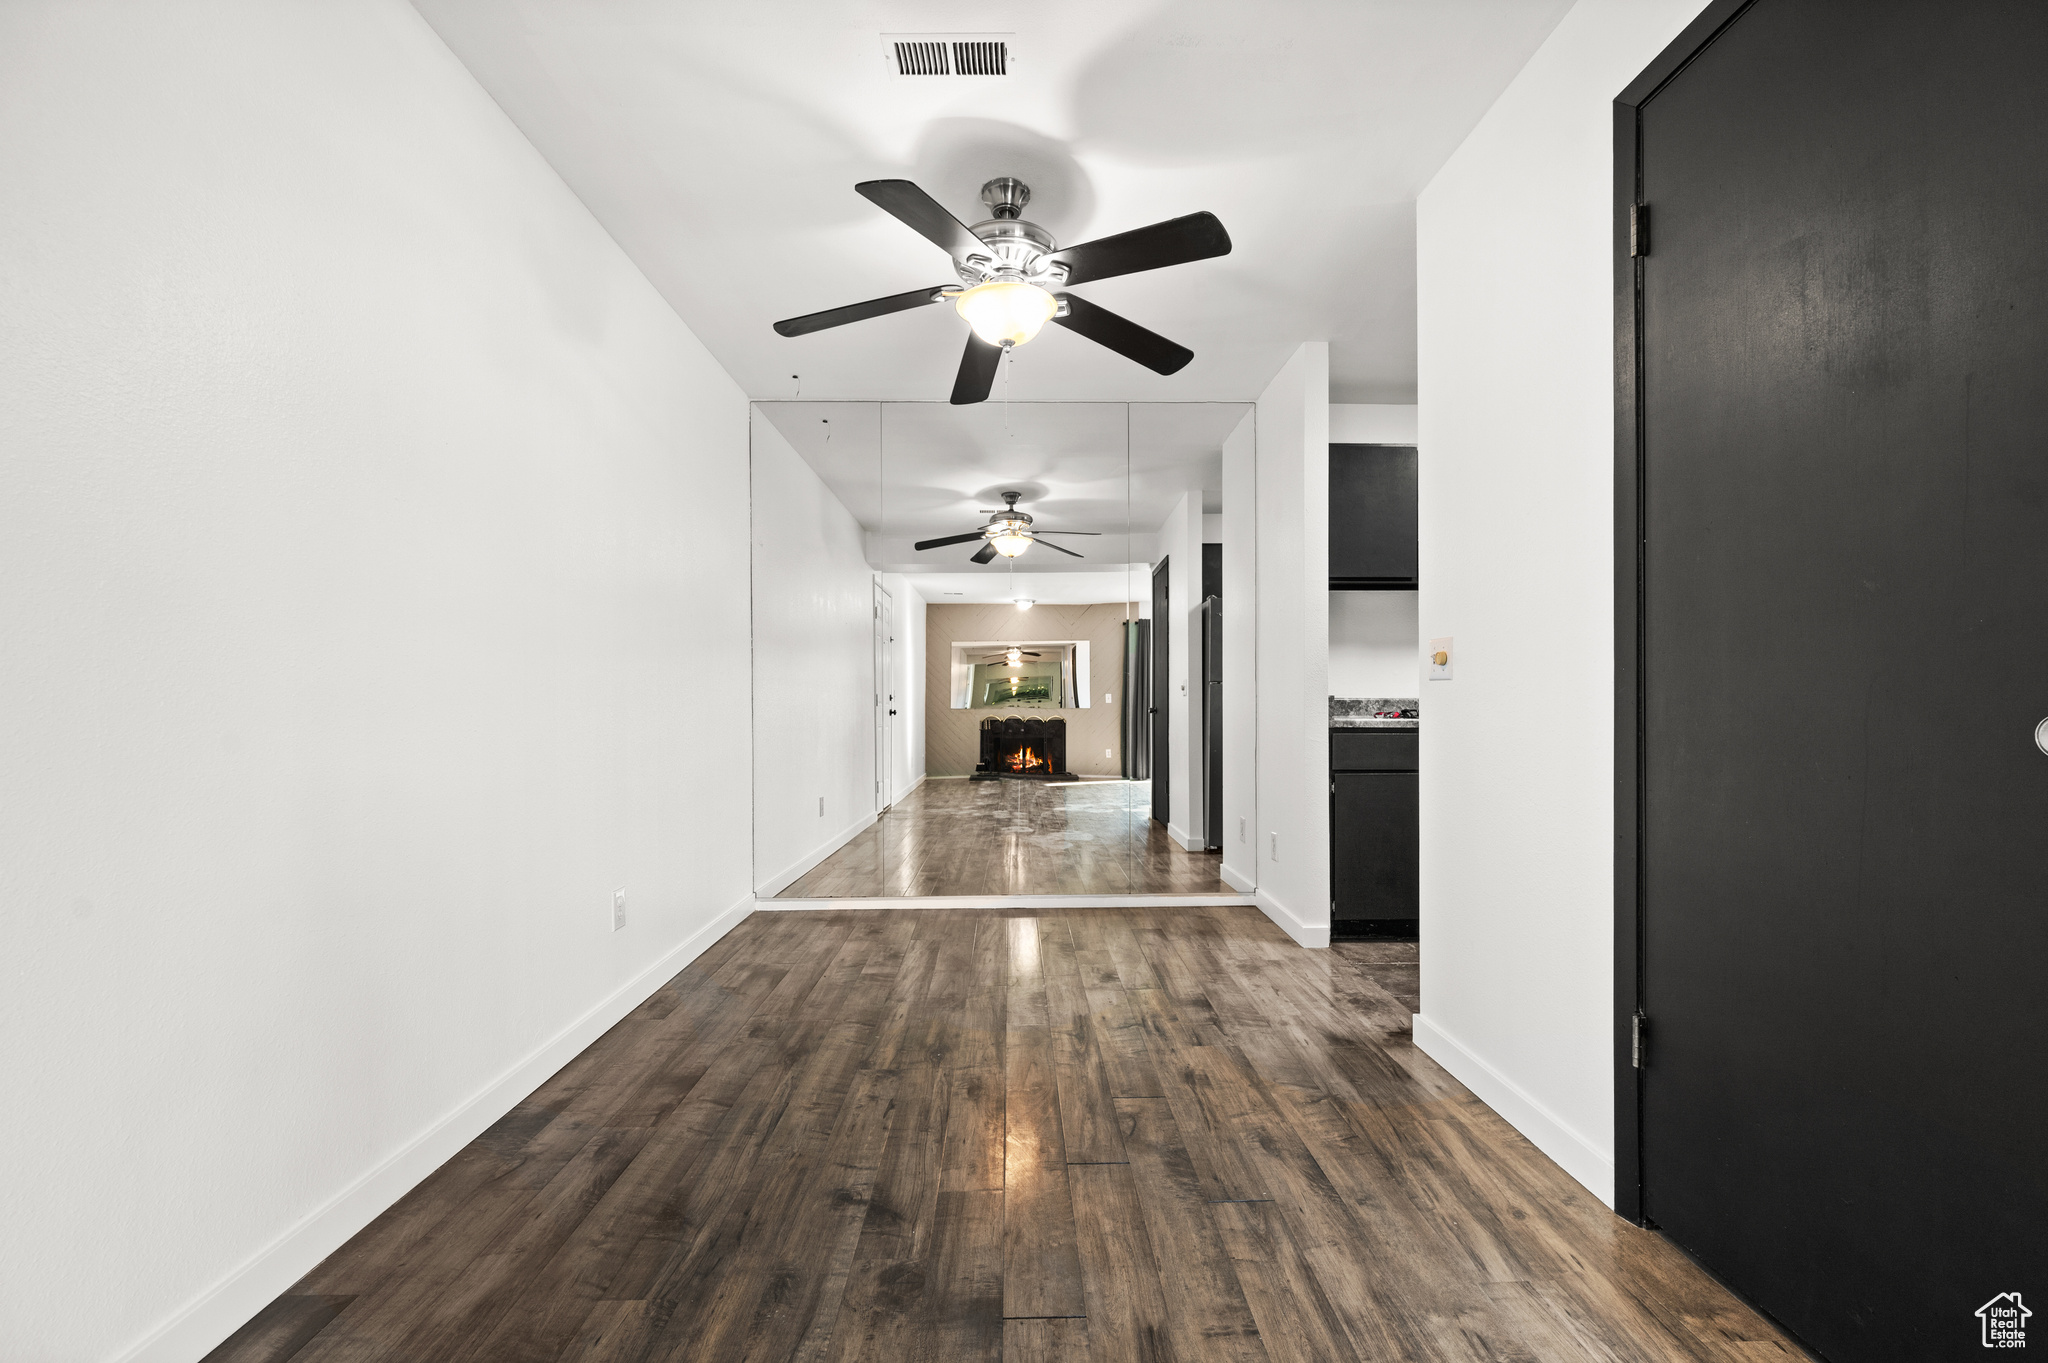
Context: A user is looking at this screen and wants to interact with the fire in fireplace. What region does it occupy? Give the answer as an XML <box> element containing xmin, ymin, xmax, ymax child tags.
<box><xmin>973</xmin><ymin>716</ymin><xmax>1076</xmax><ymax>781</ymax></box>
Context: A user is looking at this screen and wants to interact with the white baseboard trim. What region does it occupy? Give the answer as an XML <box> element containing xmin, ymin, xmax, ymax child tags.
<box><xmin>1254</xmin><ymin>887</ymin><xmax>1329</xmax><ymax>949</ymax></box>
<box><xmin>760</xmin><ymin>893</ymin><xmax>1254</xmax><ymax>911</ymax></box>
<box><xmin>1167</xmin><ymin>822</ymin><xmax>1209</xmax><ymax>852</ymax></box>
<box><xmin>887</xmin><ymin>772</ymin><xmax>928</xmax><ymax>805</ymax></box>
<box><xmin>1219</xmin><ymin>861</ymin><xmax>1256</xmax><ymax>894</ymax></box>
<box><xmin>754</xmin><ymin>810</ymin><xmax>878</xmax><ymax>898</ymax></box>
<box><xmin>1410</xmin><ymin>1012</ymin><xmax>1615</xmax><ymax>1208</ymax></box>
<box><xmin>115</xmin><ymin>890</ymin><xmax>756</xmax><ymax>1363</ymax></box>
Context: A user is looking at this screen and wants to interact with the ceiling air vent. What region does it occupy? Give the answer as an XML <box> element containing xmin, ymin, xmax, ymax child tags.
<box><xmin>882</xmin><ymin>34</ymin><xmax>1016</xmax><ymax>79</ymax></box>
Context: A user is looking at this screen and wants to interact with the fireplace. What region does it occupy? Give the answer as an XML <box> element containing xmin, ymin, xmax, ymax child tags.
<box><xmin>973</xmin><ymin>716</ymin><xmax>1076</xmax><ymax>780</ymax></box>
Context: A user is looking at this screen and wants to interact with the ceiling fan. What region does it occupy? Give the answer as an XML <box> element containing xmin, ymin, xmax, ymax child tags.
<box><xmin>981</xmin><ymin>647</ymin><xmax>1043</xmax><ymax>665</ymax></box>
<box><xmin>914</xmin><ymin>491</ymin><xmax>1100</xmax><ymax>563</ymax></box>
<box><xmin>773</xmin><ymin>177</ymin><xmax>1231</xmax><ymax>404</ymax></box>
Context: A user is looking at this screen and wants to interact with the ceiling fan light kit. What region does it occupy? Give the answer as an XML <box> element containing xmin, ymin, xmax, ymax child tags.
<box><xmin>910</xmin><ymin>490</ymin><xmax>1103</xmax><ymax>564</ymax></box>
<box><xmin>771</xmin><ymin>176</ymin><xmax>1230</xmax><ymax>403</ymax></box>
<box><xmin>953</xmin><ymin>278</ymin><xmax>1058</xmax><ymax>349</ymax></box>
<box><xmin>989</xmin><ymin>524</ymin><xmax>1034</xmax><ymax>557</ymax></box>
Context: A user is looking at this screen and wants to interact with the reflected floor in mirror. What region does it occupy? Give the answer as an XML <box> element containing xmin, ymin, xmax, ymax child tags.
<box><xmin>780</xmin><ymin>777</ymin><xmax>1230</xmax><ymax>899</ymax></box>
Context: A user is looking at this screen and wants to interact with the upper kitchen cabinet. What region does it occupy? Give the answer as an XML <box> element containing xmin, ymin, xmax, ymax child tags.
<box><xmin>1329</xmin><ymin>444</ymin><xmax>1417</xmax><ymax>589</ymax></box>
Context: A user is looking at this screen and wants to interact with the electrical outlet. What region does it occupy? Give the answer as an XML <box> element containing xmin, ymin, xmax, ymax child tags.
<box><xmin>1239</xmin><ymin>817</ymin><xmax>1247</xmax><ymax>843</ymax></box>
<box><xmin>1105</xmin><ymin>692</ymin><xmax>1113</xmax><ymax>704</ymax></box>
<box><xmin>817</xmin><ymin>796</ymin><xmax>824</xmax><ymax>816</ymax></box>
<box><xmin>612</xmin><ymin>889</ymin><xmax>626</xmax><ymax>931</ymax></box>
<box><xmin>1270</xmin><ymin>832</ymin><xmax>1279</xmax><ymax>861</ymax></box>
<box><xmin>1105</xmin><ymin>748</ymin><xmax>1113</xmax><ymax>758</ymax></box>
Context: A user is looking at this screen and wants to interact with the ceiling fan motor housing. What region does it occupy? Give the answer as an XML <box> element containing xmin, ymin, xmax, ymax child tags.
<box><xmin>984</xmin><ymin>491</ymin><xmax>1031</xmax><ymax>531</ymax></box>
<box><xmin>950</xmin><ymin>178</ymin><xmax>1068</xmax><ymax>290</ymax></box>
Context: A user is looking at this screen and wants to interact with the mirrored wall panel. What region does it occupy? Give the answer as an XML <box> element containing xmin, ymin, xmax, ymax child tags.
<box><xmin>750</xmin><ymin>399</ymin><xmax>1246</xmax><ymax>901</ymax></box>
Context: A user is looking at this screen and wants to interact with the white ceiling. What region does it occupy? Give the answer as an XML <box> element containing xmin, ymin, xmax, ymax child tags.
<box><xmin>409</xmin><ymin>0</ymin><xmax>1572</xmax><ymax>404</ymax></box>
<box><xmin>756</xmin><ymin>399</ymin><xmax>1243</xmax><ymax>574</ymax></box>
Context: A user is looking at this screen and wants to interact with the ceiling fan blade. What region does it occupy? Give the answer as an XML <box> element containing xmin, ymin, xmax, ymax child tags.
<box><xmin>1030</xmin><ymin>536</ymin><xmax>1086</xmax><ymax>558</ymax></box>
<box><xmin>913</xmin><ymin>531</ymin><xmax>988</xmax><ymax>551</ymax></box>
<box><xmin>1030</xmin><ymin>530</ymin><xmax>1102</xmax><ymax>536</ymax></box>
<box><xmin>1048</xmin><ymin>211</ymin><xmax>1231</xmax><ymax>287</ymax></box>
<box><xmin>773</xmin><ymin>285</ymin><xmax>948</xmax><ymax>337</ymax></box>
<box><xmin>950</xmin><ymin>334</ymin><xmax>1003</xmax><ymax>405</ymax></box>
<box><xmin>970</xmin><ymin>542</ymin><xmax>998</xmax><ymax>564</ymax></box>
<box><xmin>1051</xmin><ymin>294</ymin><xmax>1193</xmax><ymax>375</ymax></box>
<box><xmin>856</xmin><ymin>179</ymin><xmax>986</xmax><ymax>260</ymax></box>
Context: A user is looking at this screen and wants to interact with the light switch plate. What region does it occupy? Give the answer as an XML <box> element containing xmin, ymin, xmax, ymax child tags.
<box><xmin>1427</xmin><ymin>635</ymin><xmax>1454</xmax><ymax>681</ymax></box>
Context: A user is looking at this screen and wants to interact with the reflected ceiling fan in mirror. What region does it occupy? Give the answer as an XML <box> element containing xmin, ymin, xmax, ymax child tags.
<box><xmin>772</xmin><ymin>177</ymin><xmax>1231</xmax><ymax>404</ymax></box>
<box><xmin>982</xmin><ymin>647</ymin><xmax>1042</xmax><ymax>666</ymax></box>
<box><xmin>913</xmin><ymin>491</ymin><xmax>1100</xmax><ymax>564</ymax></box>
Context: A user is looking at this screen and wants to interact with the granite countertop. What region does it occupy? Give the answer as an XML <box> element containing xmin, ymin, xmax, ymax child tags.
<box><xmin>1330</xmin><ymin>695</ymin><xmax>1420</xmax><ymax>730</ymax></box>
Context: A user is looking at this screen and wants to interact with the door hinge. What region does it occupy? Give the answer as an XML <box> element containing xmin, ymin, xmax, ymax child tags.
<box><xmin>1631</xmin><ymin>1010</ymin><xmax>1647</xmax><ymax>1068</ymax></box>
<box><xmin>1630</xmin><ymin>202</ymin><xmax>1650</xmax><ymax>258</ymax></box>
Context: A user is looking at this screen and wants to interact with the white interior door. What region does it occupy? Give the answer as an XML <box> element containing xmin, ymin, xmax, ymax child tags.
<box><xmin>874</xmin><ymin>583</ymin><xmax>893</xmax><ymax>812</ymax></box>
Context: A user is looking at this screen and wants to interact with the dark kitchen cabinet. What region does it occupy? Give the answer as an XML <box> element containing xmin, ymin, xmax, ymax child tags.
<box><xmin>1331</xmin><ymin>729</ymin><xmax>1418</xmax><ymax>939</ymax></box>
<box><xmin>1329</xmin><ymin>444</ymin><xmax>1417</xmax><ymax>589</ymax></box>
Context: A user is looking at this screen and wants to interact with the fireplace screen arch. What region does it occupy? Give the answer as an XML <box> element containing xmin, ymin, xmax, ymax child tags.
<box><xmin>974</xmin><ymin>716</ymin><xmax>1073</xmax><ymax>780</ymax></box>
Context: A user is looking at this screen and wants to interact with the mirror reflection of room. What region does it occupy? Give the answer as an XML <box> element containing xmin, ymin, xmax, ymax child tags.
<box><xmin>749</xmin><ymin>400</ymin><xmax>1245</xmax><ymax>900</ymax></box>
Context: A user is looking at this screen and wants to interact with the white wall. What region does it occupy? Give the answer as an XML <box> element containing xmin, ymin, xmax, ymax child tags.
<box><xmin>1330</xmin><ymin>403</ymin><xmax>1420</xmax><ymax>445</ymax></box>
<box><xmin>878</xmin><ymin>573</ymin><xmax>926</xmax><ymax>802</ymax></box>
<box><xmin>750</xmin><ymin>412</ymin><xmax>877</xmax><ymax>895</ymax></box>
<box><xmin>1154</xmin><ymin>490</ymin><xmax>1203</xmax><ymax>849</ymax></box>
<box><xmin>1220</xmin><ymin>412</ymin><xmax>1260</xmax><ymax>892</ymax></box>
<box><xmin>1329</xmin><ymin>593</ymin><xmax>1421</xmax><ymax>697</ymax></box>
<box><xmin>1413</xmin><ymin>0</ymin><xmax>1712</xmax><ymax>1208</ymax></box>
<box><xmin>0</xmin><ymin>5</ymin><xmax>755</xmax><ymax>1360</ymax></box>
<box><xmin>1252</xmin><ymin>344</ymin><xmax>1332</xmax><ymax>947</ymax></box>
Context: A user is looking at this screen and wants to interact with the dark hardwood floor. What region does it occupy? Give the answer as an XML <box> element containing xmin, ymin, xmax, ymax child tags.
<box><xmin>780</xmin><ymin>780</ymin><xmax>1233</xmax><ymax>898</ymax></box>
<box><xmin>207</xmin><ymin>908</ymin><xmax>1804</xmax><ymax>1362</ymax></box>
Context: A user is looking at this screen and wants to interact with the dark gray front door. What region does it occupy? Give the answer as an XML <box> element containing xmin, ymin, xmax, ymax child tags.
<box><xmin>1637</xmin><ymin>2</ymin><xmax>2048</xmax><ymax>1357</ymax></box>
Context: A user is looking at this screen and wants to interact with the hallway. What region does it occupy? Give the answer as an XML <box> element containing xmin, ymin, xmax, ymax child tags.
<box><xmin>208</xmin><ymin>908</ymin><xmax>1802</xmax><ymax>1362</ymax></box>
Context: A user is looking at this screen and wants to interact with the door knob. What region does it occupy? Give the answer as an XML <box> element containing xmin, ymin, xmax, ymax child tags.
<box><xmin>1432</xmin><ymin>650</ymin><xmax>1449</xmax><ymax>666</ymax></box>
<box><xmin>2036</xmin><ymin>717</ymin><xmax>2048</xmax><ymax>755</ymax></box>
